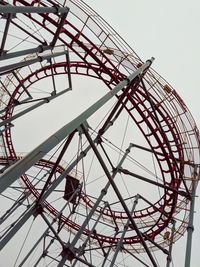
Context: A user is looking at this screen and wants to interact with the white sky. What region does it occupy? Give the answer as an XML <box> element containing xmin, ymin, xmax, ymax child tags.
<box><xmin>85</xmin><ymin>0</ymin><xmax>200</xmax><ymax>266</ymax></box>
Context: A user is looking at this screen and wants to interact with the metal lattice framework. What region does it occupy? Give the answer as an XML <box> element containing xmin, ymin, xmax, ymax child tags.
<box><xmin>0</xmin><ymin>0</ymin><xmax>199</xmax><ymax>266</ymax></box>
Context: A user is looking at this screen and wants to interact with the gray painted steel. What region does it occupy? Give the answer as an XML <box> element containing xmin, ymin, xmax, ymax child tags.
<box><xmin>0</xmin><ymin>58</ymin><xmax>154</xmax><ymax>194</ymax></box>
<box><xmin>0</xmin><ymin>5</ymin><xmax>69</xmax><ymax>14</ymax></box>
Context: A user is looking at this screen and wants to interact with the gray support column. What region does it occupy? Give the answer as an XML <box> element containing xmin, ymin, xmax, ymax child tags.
<box><xmin>0</xmin><ymin>5</ymin><xmax>69</xmax><ymax>14</ymax></box>
<box><xmin>0</xmin><ymin>58</ymin><xmax>154</xmax><ymax>194</ymax></box>
<box><xmin>184</xmin><ymin>165</ymin><xmax>198</xmax><ymax>267</ymax></box>
<box><xmin>57</xmin><ymin>143</ymin><xmax>133</xmax><ymax>267</ymax></box>
<box><xmin>71</xmin><ymin>203</ymin><xmax>108</xmax><ymax>267</ymax></box>
<box><xmin>81</xmin><ymin>124</ymin><xmax>157</xmax><ymax>267</ymax></box>
<box><xmin>110</xmin><ymin>194</ymin><xmax>139</xmax><ymax>267</ymax></box>
<box><xmin>0</xmin><ymin>49</ymin><xmax>69</xmax><ymax>74</ymax></box>
<box><xmin>0</xmin><ymin>45</ymin><xmax>50</xmax><ymax>60</ymax></box>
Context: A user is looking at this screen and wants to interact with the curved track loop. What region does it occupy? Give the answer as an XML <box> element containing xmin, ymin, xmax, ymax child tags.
<box><xmin>0</xmin><ymin>0</ymin><xmax>199</xmax><ymax>255</ymax></box>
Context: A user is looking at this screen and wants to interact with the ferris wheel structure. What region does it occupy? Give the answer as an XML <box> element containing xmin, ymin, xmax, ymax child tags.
<box><xmin>0</xmin><ymin>1</ymin><xmax>199</xmax><ymax>266</ymax></box>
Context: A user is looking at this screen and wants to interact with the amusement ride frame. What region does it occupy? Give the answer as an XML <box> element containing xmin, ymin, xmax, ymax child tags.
<box><xmin>0</xmin><ymin>1</ymin><xmax>199</xmax><ymax>266</ymax></box>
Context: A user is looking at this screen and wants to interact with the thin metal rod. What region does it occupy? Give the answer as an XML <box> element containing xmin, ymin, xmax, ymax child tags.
<box><xmin>184</xmin><ymin>166</ymin><xmax>198</xmax><ymax>267</ymax></box>
<box><xmin>0</xmin><ymin>88</ymin><xmax>71</xmax><ymax>128</ymax></box>
<box><xmin>138</xmin><ymin>194</ymin><xmax>168</xmax><ymax>217</ymax></box>
<box><xmin>66</xmin><ymin>52</ymin><xmax>72</xmax><ymax>89</ymax></box>
<box><xmin>49</xmin><ymin>59</ymin><xmax>57</xmax><ymax>94</ymax></box>
<box><xmin>12</xmin><ymin>71</ymin><xmax>32</xmax><ymax>98</ymax></box>
<box><xmin>0</xmin><ymin>13</ymin><xmax>11</xmax><ymax>56</ymax></box>
<box><xmin>51</xmin><ymin>11</ymin><xmax>69</xmax><ymax>47</ymax></box>
<box><xmin>0</xmin><ymin>5</ymin><xmax>69</xmax><ymax>14</ymax></box>
<box><xmin>0</xmin><ymin>205</ymin><xmax>36</xmax><ymax>250</ymax></box>
<box><xmin>110</xmin><ymin>194</ymin><xmax>139</xmax><ymax>267</ymax></box>
<box><xmin>131</xmin><ymin>143</ymin><xmax>196</xmax><ymax>167</ymax></box>
<box><xmin>18</xmin><ymin>229</ymin><xmax>49</xmax><ymax>267</ymax></box>
<box><xmin>40</xmin><ymin>213</ymin><xmax>65</xmax><ymax>247</ymax></box>
<box><xmin>0</xmin><ymin>58</ymin><xmax>153</xmax><ymax>194</ymax></box>
<box><xmin>101</xmin><ymin>232</ymin><xmax>119</xmax><ymax>267</ymax></box>
<box><xmin>81</xmin><ymin>124</ymin><xmax>158</xmax><ymax>267</ymax></box>
<box><xmin>166</xmin><ymin>220</ymin><xmax>176</xmax><ymax>267</ymax></box>
<box><xmin>20</xmin><ymin>187</ymin><xmax>81</xmax><ymax>267</ymax></box>
<box><xmin>57</xmin><ymin>141</ymin><xmax>132</xmax><ymax>266</ymax></box>
<box><xmin>36</xmin><ymin>131</ymin><xmax>76</xmax><ymax>203</ymax></box>
<box><xmin>124</xmin><ymin>248</ymin><xmax>150</xmax><ymax>267</ymax></box>
<box><xmin>71</xmin><ymin>203</ymin><xmax>108</xmax><ymax>267</ymax></box>
<box><xmin>0</xmin><ymin>193</ymin><xmax>28</xmax><ymax>225</ymax></box>
<box><xmin>10</xmin><ymin>19</ymin><xmax>45</xmax><ymax>45</ymax></box>
<box><xmin>0</xmin><ymin>79</ymin><xmax>12</xmax><ymax>96</ymax></box>
<box><xmin>120</xmin><ymin>167</ymin><xmax>188</xmax><ymax>197</ymax></box>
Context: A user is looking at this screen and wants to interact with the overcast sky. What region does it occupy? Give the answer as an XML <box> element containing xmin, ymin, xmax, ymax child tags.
<box><xmin>85</xmin><ymin>1</ymin><xmax>200</xmax><ymax>266</ymax></box>
<box><xmin>1</xmin><ymin>1</ymin><xmax>199</xmax><ymax>266</ymax></box>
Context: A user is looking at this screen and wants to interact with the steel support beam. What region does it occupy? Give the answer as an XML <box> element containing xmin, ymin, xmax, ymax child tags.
<box><xmin>119</xmin><ymin>167</ymin><xmax>188</xmax><ymax>197</ymax></box>
<box><xmin>81</xmin><ymin>124</ymin><xmax>157</xmax><ymax>267</ymax></box>
<box><xmin>0</xmin><ymin>45</ymin><xmax>50</xmax><ymax>61</ymax></box>
<box><xmin>0</xmin><ymin>50</ymin><xmax>69</xmax><ymax>75</ymax></box>
<box><xmin>51</xmin><ymin>12</ymin><xmax>69</xmax><ymax>47</ymax></box>
<box><xmin>71</xmin><ymin>203</ymin><xmax>108</xmax><ymax>267</ymax></box>
<box><xmin>0</xmin><ymin>13</ymin><xmax>11</xmax><ymax>56</ymax></box>
<box><xmin>124</xmin><ymin>248</ymin><xmax>150</xmax><ymax>267</ymax></box>
<box><xmin>18</xmin><ymin>187</ymin><xmax>81</xmax><ymax>267</ymax></box>
<box><xmin>0</xmin><ymin>58</ymin><xmax>154</xmax><ymax>194</ymax></box>
<box><xmin>0</xmin><ymin>88</ymin><xmax>71</xmax><ymax>128</ymax></box>
<box><xmin>110</xmin><ymin>194</ymin><xmax>139</xmax><ymax>267</ymax></box>
<box><xmin>0</xmin><ymin>205</ymin><xmax>36</xmax><ymax>250</ymax></box>
<box><xmin>0</xmin><ymin>5</ymin><xmax>69</xmax><ymax>14</ymax></box>
<box><xmin>57</xmin><ymin>141</ymin><xmax>133</xmax><ymax>267</ymax></box>
<box><xmin>184</xmin><ymin>165</ymin><xmax>198</xmax><ymax>267</ymax></box>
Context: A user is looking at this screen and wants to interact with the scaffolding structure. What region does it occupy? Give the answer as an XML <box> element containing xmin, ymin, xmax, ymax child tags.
<box><xmin>0</xmin><ymin>1</ymin><xmax>199</xmax><ymax>266</ymax></box>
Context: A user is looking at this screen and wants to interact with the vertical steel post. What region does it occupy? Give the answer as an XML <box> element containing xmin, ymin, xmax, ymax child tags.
<box><xmin>184</xmin><ymin>165</ymin><xmax>198</xmax><ymax>267</ymax></box>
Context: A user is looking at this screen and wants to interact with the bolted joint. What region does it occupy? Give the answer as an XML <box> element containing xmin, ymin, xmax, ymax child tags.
<box><xmin>101</xmin><ymin>188</ymin><xmax>107</xmax><ymax>195</ymax></box>
<box><xmin>187</xmin><ymin>225</ymin><xmax>194</xmax><ymax>232</ymax></box>
<box><xmin>35</xmin><ymin>204</ymin><xmax>44</xmax><ymax>215</ymax></box>
<box><xmin>80</xmin><ymin>150</ymin><xmax>87</xmax><ymax>157</ymax></box>
<box><xmin>42</xmin><ymin>249</ymin><xmax>48</xmax><ymax>257</ymax></box>
<box><xmin>134</xmin><ymin>198</ymin><xmax>139</xmax><ymax>205</ymax></box>
<box><xmin>61</xmin><ymin>245</ymin><xmax>76</xmax><ymax>262</ymax></box>
<box><xmin>167</xmin><ymin>254</ymin><xmax>172</xmax><ymax>262</ymax></box>
<box><xmin>52</xmin><ymin>5</ymin><xmax>59</xmax><ymax>14</ymax></box>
